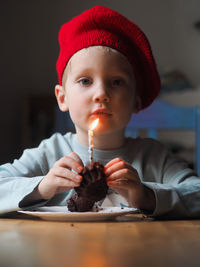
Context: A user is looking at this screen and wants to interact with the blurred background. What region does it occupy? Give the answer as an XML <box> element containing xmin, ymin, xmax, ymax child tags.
<box><xmin>1</xmin><ymin>0</ymin><xmax>200</xmax><ymax>164</ymax></box>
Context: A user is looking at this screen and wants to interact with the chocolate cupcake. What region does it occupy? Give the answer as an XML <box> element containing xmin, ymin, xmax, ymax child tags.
<box><xmin>67</xmin><ymin>162</ymin><xmax>108</xmax><ymax>212</ymax></box>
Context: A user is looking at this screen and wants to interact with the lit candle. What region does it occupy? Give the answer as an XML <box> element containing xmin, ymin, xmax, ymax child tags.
<box><xmin>88</xmin><ymin>118</ymin><xmax>99</xmax><ymax>163</ymax></box>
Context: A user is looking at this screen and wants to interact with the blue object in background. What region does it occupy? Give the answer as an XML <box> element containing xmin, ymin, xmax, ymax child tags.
<box><xmin>126</xmin><ymin>99</ymin><xmax>200</xmax><ymax>176</ymax></box>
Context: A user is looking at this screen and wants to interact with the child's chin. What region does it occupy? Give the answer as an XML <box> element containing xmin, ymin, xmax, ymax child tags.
<box><xmin>95</xmin><ymin>119</ymin><xmax>113</xmax><ymax>131</ymax></box>
<box><xmin>95</xmin><ymin>127</ymin><xmax>118</xmax><ymax>136</ymax></box>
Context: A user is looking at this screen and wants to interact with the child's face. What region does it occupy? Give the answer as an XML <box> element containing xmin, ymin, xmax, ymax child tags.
<box><xmin>56</xmin><ymin>46</ymin><xmax>140</xmax><ymax>139</ymax></box>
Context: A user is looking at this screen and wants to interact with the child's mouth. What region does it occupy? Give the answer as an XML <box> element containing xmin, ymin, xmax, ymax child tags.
<box><xmin>96</xmin><ymin>112</ymin><xmax>108</xmax><ymax>115</ymax></box>
<box><xmin>91</xmin><ymin>109</ymin><xmax>112</xmax><ymax>116</ymax></box>
<box><xmin>91</xmin><ymin>112</ymin><xmax>112</xmax><ymax>119</ymax></box>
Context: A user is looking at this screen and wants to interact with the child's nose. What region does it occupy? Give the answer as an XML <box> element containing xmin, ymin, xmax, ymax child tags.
<box><xmin>93</xmin><ymin>83</ymin><xmax>110</xmax><ymax>103</ymax></box>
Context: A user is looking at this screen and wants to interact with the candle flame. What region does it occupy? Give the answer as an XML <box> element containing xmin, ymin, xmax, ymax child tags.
<box><xmin>90</xmin><ymin>118</ymin><xmax>99</xmax><ymax>130</ymax></box>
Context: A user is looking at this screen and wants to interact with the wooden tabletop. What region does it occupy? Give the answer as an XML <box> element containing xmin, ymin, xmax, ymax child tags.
<box><xmin>0</xmin><ymin>214</ymin><xmax>200</xmax><ymax>267</ymax></box>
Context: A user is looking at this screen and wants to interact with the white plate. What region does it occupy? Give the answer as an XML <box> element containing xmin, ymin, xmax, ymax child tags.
<box><xmin>19</xmin><ymin>206</ymin><xmax>138</xmax><ymax>222</ymax></box>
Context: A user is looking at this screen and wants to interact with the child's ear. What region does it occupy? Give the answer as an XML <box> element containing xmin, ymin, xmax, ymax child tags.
<box><xmin>55</xmin><ymin>84</ymin><xmax>69</xmax><ymax>112</ymax></box>
<box><xmin>133</xmin><ymin>96</ymin><xmax>142</xmax><ymax>114</ymax></box>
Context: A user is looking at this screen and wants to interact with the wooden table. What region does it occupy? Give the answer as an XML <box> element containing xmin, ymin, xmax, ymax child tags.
<box><xmin>0</xmin><ymin>214</ymin><xmax>200</xmax><ymax>267</ymax></box>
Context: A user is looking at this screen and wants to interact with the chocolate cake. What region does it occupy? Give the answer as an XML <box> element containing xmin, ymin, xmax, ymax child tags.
<box><xmin>67</xmin><ymin>162</ymin><xmax>108</xmax><ymax>212</ymax></box>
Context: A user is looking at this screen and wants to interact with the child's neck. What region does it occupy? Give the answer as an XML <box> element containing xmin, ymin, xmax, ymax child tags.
<box><xmin>77</xmin><ymin>130</ymin><xmax>126</xmax><ymax>150</ymax></box>
<box><xmin>94</xmin><ymin>132</ymin><xmax>126</xmax><ymax>150</ymax></box>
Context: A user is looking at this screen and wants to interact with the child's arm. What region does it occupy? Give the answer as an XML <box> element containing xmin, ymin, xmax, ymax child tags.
<box><xmin>0</xmin><ymin>151</ymin><xmax>83</xmax><ymax>211</ymax></box>
<box><xmin>0</xmin><ymin>133</ymin><xmax>82</xmax><ymax>212</ymax></box>
<box><xmin>105</xmin><ymin>158</ymin><xmax>156</xmax><ymax>212</ymax></box>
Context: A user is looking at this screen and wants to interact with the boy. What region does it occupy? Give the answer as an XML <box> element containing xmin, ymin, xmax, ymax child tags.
<box><xmin>0</xmin><ymin>6</ymin><xmax>200</xmax><ymax>218</ymax></box>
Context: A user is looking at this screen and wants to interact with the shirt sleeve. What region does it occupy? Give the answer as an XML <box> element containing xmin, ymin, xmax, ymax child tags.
<box><xmin>0</xmin><ymin>133</ymin><xmax>71</xmax><ymax>213</ymax></box>
<box><xmin>0</xmin><ymin>154</ymin><xmax>45</xmax><ymax>212</ymax></box>
<box><xmin>138</xmin><ymin>139</ymin><xmax>200</xmax><ymax>219</ymax></box>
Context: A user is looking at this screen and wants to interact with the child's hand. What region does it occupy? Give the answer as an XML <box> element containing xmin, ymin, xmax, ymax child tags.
<box><xmin>37</xmin><ymin>152</ymin><xmax>84</xmax><ymax>200</ymax></box>
<box><xmin>105</xmin><ymin>158</ymin><xmax>156</xmax><ymax>212</ymax></box>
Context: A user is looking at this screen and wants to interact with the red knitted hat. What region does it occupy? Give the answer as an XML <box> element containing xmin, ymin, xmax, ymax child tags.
<box><xmin>56</xmin><ymin>5</ymin><xmax>160</xmax><ymax>109</ymax></box>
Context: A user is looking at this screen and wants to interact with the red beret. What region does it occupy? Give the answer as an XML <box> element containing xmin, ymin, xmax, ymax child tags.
<box><xmin>56</xmin><ymin>5</ymin><xmax>160</xmax><ymax>109</ymax></box>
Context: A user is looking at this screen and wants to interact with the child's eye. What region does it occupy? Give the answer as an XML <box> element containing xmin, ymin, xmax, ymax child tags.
<box><xmin>112</xmin><ymin>78</ymin><xmax>124</xmax><ymax>86</ymax></box>
<box><xmin>78</xmin><ymin>78</ymin><xmax>91</xmax><ymax>86</ymax></box>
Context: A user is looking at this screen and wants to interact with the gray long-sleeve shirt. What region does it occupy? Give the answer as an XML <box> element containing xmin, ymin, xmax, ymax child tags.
<box><xmin>0</xmin><ymin>132</ymin><xmax>200</xmax><ymax>219</ymax></box>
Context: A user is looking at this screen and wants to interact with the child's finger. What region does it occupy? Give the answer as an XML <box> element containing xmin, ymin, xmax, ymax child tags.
<box><xmin>105</xmin><ymin>160</ymin><xmax>133</xmax><ymax>176</ymax></box>
<box><xmin>107</xmin><ymin>180</ymin><xmax>131</xmax><ymax>192</ymax></box>
<box><xmin>108</xmin><ymin>178</ymin><xmax>129</xmax><ymax>183</ymax></box>
<box><xmin>68</xmin><ymin>152</ymin><xmax>84</xmax><ymax>168</ymax></box>
<box><xmin>104</xmin><ymin>158</ymin><xmax>121</xmax><ymax>169</ymax></box>
<box><xmin>107</xmin><ymin>177</ymin><xmax>138</xmax><ymax>191</ymax></box>
<box><xmin>56</xmin><ymin>156</ymin><xmax>83</xmax><ymax>173</ymax></box>
<box><xmin>106</xmin><ymin>167</ymin><xmax>140</xmax><ymax>184</ymax></box>
<box><xmin>53</xmin><ymin>166</ymin><xmax>82</xmax><ymax>183</ymax></box>
<box><xmin>54</xmin><ymin>176</ymin><xmax>81</xmax><ymax>188</ymax></box>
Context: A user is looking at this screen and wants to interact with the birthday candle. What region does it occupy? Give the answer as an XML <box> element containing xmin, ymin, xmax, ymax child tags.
<box><xmin>88</xmin><ymin>118</ymin><xmax>99</xmax><ymax>163</ymax></box>
<box><xmin>88</xmin><ymin>129</ymin><xmax>93</xmax><ymax>163</ymax></box>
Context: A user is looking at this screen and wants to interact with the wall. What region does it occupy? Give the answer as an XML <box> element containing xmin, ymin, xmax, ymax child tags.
<box><xmin>0</xmin><ymin>0</ymin><xmax>200</xmax><ymax>163</ymax></box>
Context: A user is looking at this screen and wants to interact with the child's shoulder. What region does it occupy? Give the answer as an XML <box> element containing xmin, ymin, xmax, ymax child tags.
<box><xmin>127</xmin><ymin>136</ymin><xmax>165</xmax><ymax>146</ymax></box>
<box><xmin>35</xmin><ymin>132</ymin><xmax>76</xmax><ymax>153</ymax></box>
<box><xmin>39</xmin><ymin>132</ymin><xmax>76</xmax><ymax>145</ymax></box>
<box><xmin>126</xmin><ymin>136</ymin><xmax>168</xmax><ymax>154</ymax></box>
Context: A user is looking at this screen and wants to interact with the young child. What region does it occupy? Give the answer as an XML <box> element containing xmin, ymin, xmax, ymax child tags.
<box><xmin>0</xmin><ymin>5</ymin><xmax>200</xmax><ymax>218</ymax></box>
